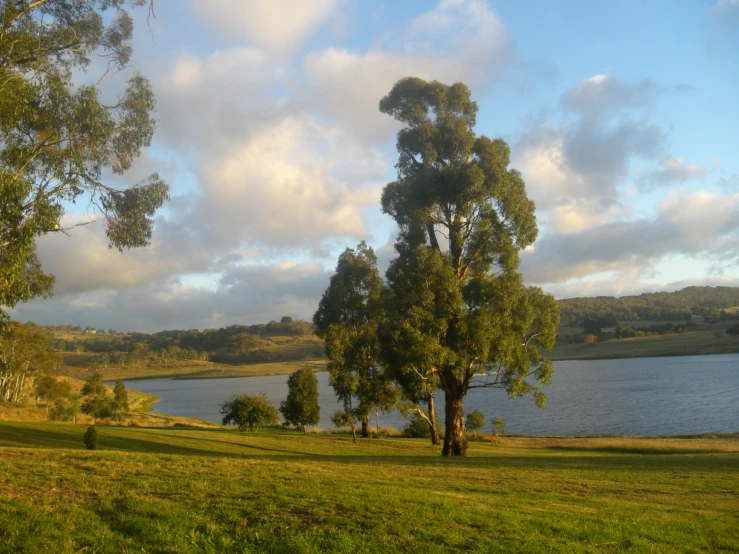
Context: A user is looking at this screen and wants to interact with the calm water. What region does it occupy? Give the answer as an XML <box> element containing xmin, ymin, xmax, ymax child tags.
<box><xmin>124</xmin><ymin>354</ymin><xmax>739</xmax><ymax>436</ymax></box>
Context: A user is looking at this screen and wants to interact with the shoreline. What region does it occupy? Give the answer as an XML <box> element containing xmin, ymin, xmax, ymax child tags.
<box><xmin>117</xmin><ymin>349</ymin><xmax>739</xmax><ymax>382</ymax></box>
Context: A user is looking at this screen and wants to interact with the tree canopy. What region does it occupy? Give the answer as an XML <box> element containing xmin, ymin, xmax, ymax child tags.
<box><xmin>0</xmin><ymin>0</ymin><xmax>169</xmax><ymax>320</ymax></box>
<box><xmin>280</xmin><ymin>366</ymin><xmax>320</xmax><ymax>433</ymax></box>
<box><xmin>221</xmin><ymin>393</ymin><xmax>278</xmax><ymax>432</ymax></box>
<box><xmin>314</xmin><ymin>241</ymin><xmax>399</xmax><ymax>440</ymax></box>
<box><xmin>379</xmin><ymin>77</ymin><xmax>559</xmax><ymax>456</ymax></box>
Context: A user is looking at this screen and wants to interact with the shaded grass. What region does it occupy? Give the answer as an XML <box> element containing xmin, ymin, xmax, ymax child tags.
<box><xmin>0</xmin><ymin>422</ymin><xmax>738</xmax><ymax>553</ymax></box>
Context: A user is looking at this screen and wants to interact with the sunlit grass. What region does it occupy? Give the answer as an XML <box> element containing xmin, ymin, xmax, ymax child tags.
<box><xmin>1</xmin><ymin>422</ymin><xmax>737</xmax><ymax>553</ymax></box>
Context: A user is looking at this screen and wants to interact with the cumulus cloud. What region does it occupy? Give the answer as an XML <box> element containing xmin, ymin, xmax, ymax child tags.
<box><xmin>516</xmin><ymin>74</ymin><xmax>666</xmax><ymax>233</ymax></box>
<box><xmin>521</xmin><ymin>190</ymin><xmax>739</xmax><ymax>284</ymax></box>
<box><xmin>192</xmin><ymin>0</ymin><xmax>343</xmax><ymax>55</ymax></box>
<box><xmin>300</xmin><ymin>0</ymin><xmax>512</xmax><ymax>143</ymax></box>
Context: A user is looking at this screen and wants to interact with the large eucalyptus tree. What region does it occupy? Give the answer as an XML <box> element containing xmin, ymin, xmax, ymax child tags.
<box><xmin>379</xmin><ymin>78</ymin><xmax>559</xmax><ymax>456</ymax></box>
<box><xmin>0</xmin><ymin>0</ymin><xmax>168</xmax><ymax>319</ymax></box>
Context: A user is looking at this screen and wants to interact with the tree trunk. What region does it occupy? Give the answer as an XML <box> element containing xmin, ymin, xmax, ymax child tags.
<box><xmin>375</xmin><ymin>410</ymin><xmax>380</xmax><ymax>439</ymax></box>
<box><xmin>442</xmin><ymin>389</ymin><xmax>467</xmax><ymax>456</ymax></box>
<box><xmin>427</xmin><ymin>395</ymin><xmax>440</xmax><ymax>446</ymax></box>
<box><xmin>302</xmin><ymin>424</ymin><xmax>307</xmax><ymax>435</ymax></box>
<box><xmin>361</xmin><ymin>414</ymin><xmax>369</xmax><ymax>438</ymax></box>
<box><xmin>351</xmin><ymin>424</ymin><xmax>357</xmax><ymax>443</ymax></box>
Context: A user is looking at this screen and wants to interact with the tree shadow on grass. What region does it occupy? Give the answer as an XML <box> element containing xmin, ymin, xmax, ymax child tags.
<box><xmin>2</xmin><ymin>423</ymin><xmax>736</xmax><ymax>472</ymax></box>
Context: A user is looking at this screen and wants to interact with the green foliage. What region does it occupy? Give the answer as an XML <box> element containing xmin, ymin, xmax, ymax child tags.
<box><xmin>280</xmin><ymin>367</ymin><xmax>320</xmax><ymax>432</ymax></box>
<box><xmin>220</xmin><ymin>393</ymin><xmax>278</xmax><ymax>431</ymax></box>
<box><xmin>0</xmin><ymin>321</ymin><xmax>57</xmax><ymax>402</ymax></box>
<box><xmin>35</xmin><ymin>374</ymin><xmax>71</xmax><ymax>405</ymax></box>
<box><xmin>81</xmin><ymin>371</ymin><xmax>105</xmax><ymax>397</ymax></box>
<box><xmin>403</xmin><ymin>411</ymin><xmax>440</xmax><ymax>439</ymax></box>
<box><xmin>726</xmin><ymin>324</ymin><xmax>739</xmax><ymax>336</ymax></box>
<box><xmin>378</xmin><ymin>77</ymin><xmax>559</xmax><ymax>455</ymax></box>
<box><xmin>112</xmin><ymin>379</ymin><xmax>129</xmax><ymax>419</ymax></box>
<box><xmin>0</xmin><ymin>0</ymin><xmax>169</xmax><ymax>319</ymax></box>
<box><xmin>491</xmin><ymin>417</ymin><xmax>507</xmax><ymax>437</ymax></box>
<box><xmin>80</xmin><ymin>371</ymin><xmax>113</xmax><ymax>420</ymax></box>
<box><xmin>314</xmin><ymin>242</ymin><xmax>400</xmax><ymax>437</ymax></box>
<box><xmin>558</xmin><ymin>286</ymin><xmax>739</xmax><ymax>326</ymax></box>
<box><xmin>49</xmin><ymin>394</ymin><xmax>80</xmax><ymax>422</ymax></box>
<box><xmin>82</xmin><ymin>426</ymin><xmax>98</xmax><ymax>450</ymax></box>
<box><xmin>465</xmin><ymin>410</ymin><xmax>485</xmax><ymax>435</ymax></box>
<box><xmin>330</xmin><ymin>409</ymin><xmax>355</xmax><ymax>430</ymax></box>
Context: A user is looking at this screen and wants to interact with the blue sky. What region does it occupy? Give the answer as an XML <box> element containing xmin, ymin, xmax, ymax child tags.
<box><xmin>12</xmin><ymin>0</ymin><xmax>739</xmax><ymax>331</ymax></box>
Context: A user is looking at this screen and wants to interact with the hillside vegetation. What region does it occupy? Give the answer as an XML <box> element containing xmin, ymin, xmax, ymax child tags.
<box><xmin>558</xmin><ymin>286</ymin><xmax>739</xmax><ymax>326</ymax></box>
<box><xmin>0</xmin><ymin>423</ymin><xmax>737</xmax><ymax>553</ymax></box>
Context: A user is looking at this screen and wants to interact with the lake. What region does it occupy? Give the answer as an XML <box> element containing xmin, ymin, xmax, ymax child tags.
<box><xmin>124</xmin><ymin>353</ymin><xmax>739</xmax><ymax>436</ymax></box>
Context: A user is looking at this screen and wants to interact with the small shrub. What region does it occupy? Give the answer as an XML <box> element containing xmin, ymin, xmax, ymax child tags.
<box><xmin>403</xmin><ymin>412</ymin><xmax>439</xmax><ymax>438</ymax></box>
<box><xmin>83</xmin><ymin>427</ymin><xmax>98</xmax><ymax>450</ymax></box>
<box><xmin>465</xmin><ymin>410</ymin><xmax>485</xmax><ymax>437</ymax></box>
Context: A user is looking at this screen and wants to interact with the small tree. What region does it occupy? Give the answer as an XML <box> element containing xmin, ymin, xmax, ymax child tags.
<box><xmin>35</xmin><ymin>374</ymin><xmax>72</xmax><ymax>411</ymax></box>
<box><xmin>112</xmin><ymin>380</ymin><xmax>130</xmax><ymax>420</ymax></box>
<box><xmin>81</xmin><ymin>371</ymin><xmax>106</xmax><ymax>397</ymax></box>
<box><xmin>465</xmin><ymin>410</ymin><xmax>485</xmax><ymax>438</ymax></box>
<box><xmin>221</xmin><ymin>393</ymin><xmax>278</xmax><ymax>431</ymax></box>
<box><xmin>280</xmin><ymin>367</ymin><xmax>320</xmax><ymax>433</ymax></box>
<box><xmin>81</xmin><ymin>371</ymin><xmax>113</xmax><ymax>422</ymax></box>
<box><xmin>491</xmin><ymin>417</ymin><xmax>507</xmax><ymax>440</ymax></box>
<box><xmin>331</xmin><ymin>409</ymin><xmax>358</xmax><ymax>442</ymax></box>
<box><xmin>49</xmin><ymin>394</ymin><xmax>80</xmax><ymax>423</ymax></box>
<box><xmin>83</xmin><ymin>427</ymin><xmax>98</xmax><ymax>450</ymax></box>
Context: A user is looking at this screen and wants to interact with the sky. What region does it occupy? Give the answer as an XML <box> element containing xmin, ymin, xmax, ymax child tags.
<box><xmin>10</xmin><ymin>0</ymin><xmax>739</xmax><ymax>332</ymax></box>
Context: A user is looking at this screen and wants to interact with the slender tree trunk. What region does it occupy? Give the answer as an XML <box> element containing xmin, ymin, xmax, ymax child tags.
<box><xmin>427</xmin><ymin>395</ymin><xmax>440</xmax><ymax>446</ymax></box>
<box><xmin>442</xmin><ymin>389</ymin><xmax>467</xmax><ymax>456</ymax></box>
<box><xmin>361</xmin><ymin>414</ymin><xmax>369</xmax><ymax>438</ymax></box>
<box><xmin>302</xmin><ymin>424</ymin><xmax>307</xmax><ymax>435</ymax></box>
<box><xmin>351</xmin><ymin>424</ymin><xmax>357</xmax><ymax>443</ymax></box>
<box><xmin>375</xmin><ymin>409</ymin><xmax>380</xmax><ymax>439</ymax></box>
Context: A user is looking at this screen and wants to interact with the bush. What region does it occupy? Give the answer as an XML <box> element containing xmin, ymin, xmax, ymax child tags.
<box><xmin>726</xmin><ymin>324</ymin><xmax>739</xmax><ymax>336</ymax></box>
<box><xmin>83</xmin><ymin>427</ymin><xmax>98</xmax><ymax>450</ymax></box>
<box><xmin>220</xmin><ymin>393</ymin><xmax>278</xmax><ymax>431</ymax></box>
<box><xmin>465</xmin><ymin>410</ymin><xmax>485</xmax><ymax>436</ymax></box>
<box><xmin>49</xmin><ymin>395</ymin><xmax>80</xmax><ymax>423</ymax></box>
<box><xmin>403</xmin><ymin>412</ymin><xmax>440</xmax><ymax>438</ymax></box>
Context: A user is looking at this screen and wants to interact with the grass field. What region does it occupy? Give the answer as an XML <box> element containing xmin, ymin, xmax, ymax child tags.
<box><xmin>1</xmin><ymin>422</ymin><xmax>737</xmax><ymax>553</ymax></box>
<box><xmin>61</xmin><ymin>357</ymin><xmax>327</xmax><ymax>381</ymax></box>
<box><xmin>550</xmin><ymin>329</ymin><xmax>739</xmax><ymax>360</ymax></box>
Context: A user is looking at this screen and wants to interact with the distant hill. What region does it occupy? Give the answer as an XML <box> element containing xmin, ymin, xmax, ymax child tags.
<box><xmin>558</xmin><ymin>286</ymin><xmax>739</xmax><ymax>327</ymax></box>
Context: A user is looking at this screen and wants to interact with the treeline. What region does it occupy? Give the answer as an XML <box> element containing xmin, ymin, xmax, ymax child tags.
<box><xmin>558</xmin><ymin>286</ymin><xmax>739</xmax><ymax>326</ymax></box>
<box><xmin>41</xmin><ymin>317</ymin><xmax>316</xmax><ymax>367</ymax></box>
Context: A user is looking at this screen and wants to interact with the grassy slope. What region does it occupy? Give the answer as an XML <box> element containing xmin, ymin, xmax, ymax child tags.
<box><xmin>1</xmin><ymin>423</ymin><xmax>737</xmax><ymax>553</ymax></box>
<box><xmin>550</xmin><ymin>329</ymin><xmax>739</xmax><ymax>360</ymax></box>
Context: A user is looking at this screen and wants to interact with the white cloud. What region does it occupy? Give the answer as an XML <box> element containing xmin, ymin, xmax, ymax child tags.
<box><xmin>516</xmin><ymin>75</ymin><xmax>665</xmax><ymax>233</ymax></box>
<box><xmin>192</xmin><ymin>0</ymin><xmax>343</xmax><ymax>54</ymax></box>
<box><xmin>521</xmin><ymin>190</ymin><xmax>739</xmax><ymax>285</ymax></box>
<box><xmin>300</xmin><ymin>0</ymin><xmax>512</xmax><ymax>143</ymax></box>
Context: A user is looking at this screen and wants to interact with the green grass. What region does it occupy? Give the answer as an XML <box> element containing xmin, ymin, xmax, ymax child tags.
<box><xmin>550</xmin><ymin>329</ymin><xmax>739</xmax><ymax>360</ymax></box>
<box><xmin>1</xmin><ymin>422</ymin><xmax>737</xmax><ymax>553</ymax></box>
